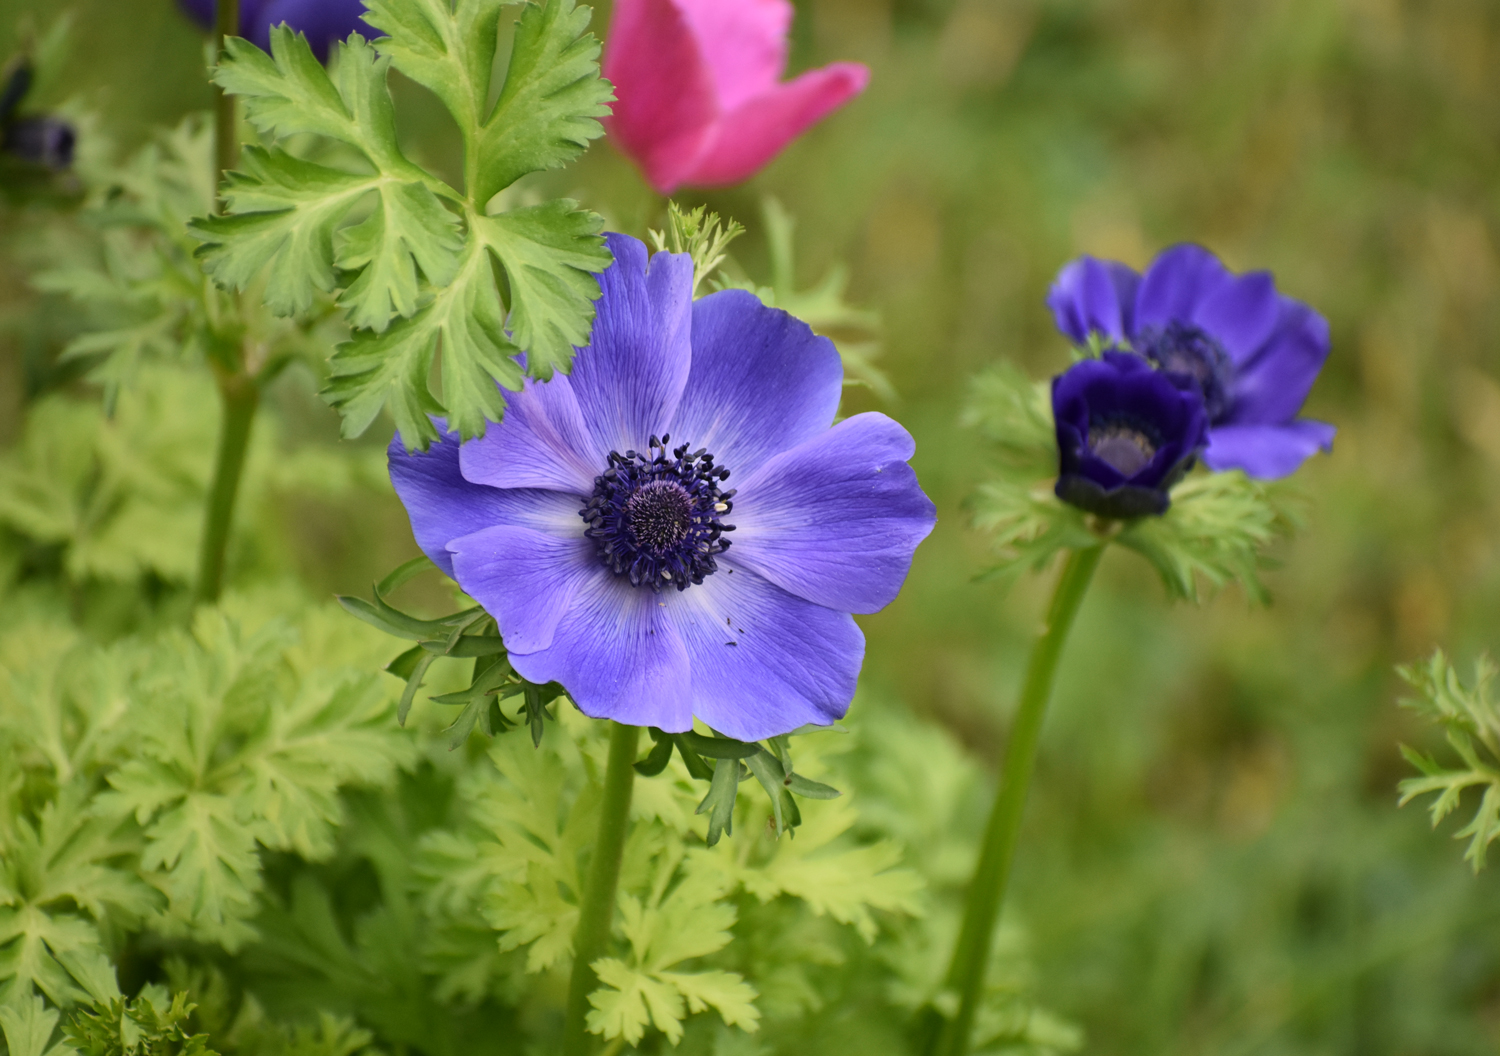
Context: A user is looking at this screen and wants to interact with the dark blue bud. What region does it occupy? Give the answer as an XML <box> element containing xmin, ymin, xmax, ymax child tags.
<box><xmin>1052</xmin><ymin>351</ymin><xmax>1209</xmax><ymax>519</ymax></box>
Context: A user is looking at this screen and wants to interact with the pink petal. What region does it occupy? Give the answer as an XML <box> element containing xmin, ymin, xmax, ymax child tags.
<box><xmin>602</xmin><ymin>0</ymin><xmax>719</xmax><ymax>194</ymax></box>
<box><xmin>673</xmin><ymin>0</ymin><xmax>792</xmax><ymax>111</ymax></box>
<box><xmin>681</xmin><ymin>62</ymin><xmax>869</xmax><ymax>187</ymax></box>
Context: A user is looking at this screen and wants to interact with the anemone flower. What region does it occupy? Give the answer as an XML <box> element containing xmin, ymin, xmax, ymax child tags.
<box><xmin>1053</xmin><ymin>351</ymin><xmax>1209</xmax><ymax>520</ymax></box>
<box><xmin>389</xmin><ymin>234</ymin><xmax>935</xmax><ymax>741</ymax></box>
<box><xmin>178</xmin><ymin>0</ymin><xmax>368</xmax><ymax>60</ymax></box>
<box><xmin>602</xmin><ymin>0</ymin><xmax>869</xmax><ymax>195</ymax></box>
<box><xmin>1047</xmin><ymin>245</ymin><xmax>1335</xmax><ymax>480</ymax></box>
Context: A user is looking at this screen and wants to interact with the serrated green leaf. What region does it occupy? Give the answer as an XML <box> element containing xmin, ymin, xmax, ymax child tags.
<box><xmin>476</xmin><ymin>0</ymin><xmax>612</xmax><ymax>204</ymax></box>
<box><xmin>0</xmin><ymin>994</ymin><xmax>63</xmax><ymax>1056</ymax></box>
<box><xmin>659</xmin><ymin>970</ymin><xmax>761</xmax><ymax>1033</ymax></box>
<box><xmin>216</xmin><ymin>30</ymin><xmax>406</xmax><ymax>172</ymax></box>
<box><xmin>361</xmin><ymin>0</ymin><xmax>503</xmax><ymax>143</ymax></box>
<box><xmin>475</xmin><ymin>203</ymin><xmax>606</xmax><ymax>378</ymax></box>
<box><xmin>324</xmin><ymin>239</ymin><xmax>523</xmax><ymax>444</ymax></box>
<box><xmin>335</xmin><ymin>180</ymin><xmax>463</xmax><ymax>331</ymax></box>
<box><xmin>191</xmin><ymin>148</ymin><xmax>378</xmax><ymax>316</ymax></box>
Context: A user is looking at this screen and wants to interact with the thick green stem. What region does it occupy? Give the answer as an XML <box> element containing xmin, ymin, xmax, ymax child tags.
<box><xmin>194</xmin><ymin>370</ymin><xmax>259</xmax><ymax>605</ymax></box>
<box><xmin>563</xmin><ymin>722</ymin><xmax>641</xmax><ymax>1056</ymax></box>
<box><xmin>213</xmin><ymin>0</ymin><xmax>240</xmax><ymax>187</ymax></box>
<box><xmin>929</xmin><ymin>544</ymin><xmax>1105</xmax><ymax>1056</ymax></box>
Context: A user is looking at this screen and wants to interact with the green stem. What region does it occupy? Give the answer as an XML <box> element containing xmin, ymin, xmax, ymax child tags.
<box><xmin>213</xmin><ymin>0</ymin><xmax>240</xmax><ymax>187</ymax></box>
<box><xmin>194</xmin><ymin>369</ymin><xmax>259</xmax><ymax>605</ymax></box>
<box><xmin>929</xmin><ymin>544</ymin><xmax>1105</xmax><ymax>1056</ymax></box>
<box><xmin>563</xmin><ymin>721</ymin><xmax>641</xmax><ymax>1056</ymax></box>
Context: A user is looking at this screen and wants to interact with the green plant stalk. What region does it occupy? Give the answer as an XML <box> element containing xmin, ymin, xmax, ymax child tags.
<box><xmin>213</xmin><ymin>0</ymin><xmax>240</xmax><ymax>184</ymax></box>
<box><xmin>195</xmin><ymin>0</ymin><xmax>259</xmax><ymax>609</ymax></box>
<box><xmin>563</xmin><ymin>721</ymin><xmax>641</xmax><ymax>1056</ymax></box>
<box><xmin>194</xmin><ymin>368</ymin><xmax>258</xmax><ymax>604</ymax></box>
<box><xmin>930</xmin><ymin>544</ymin><xmax>1105</xmax><ymax>1056</ymax></box>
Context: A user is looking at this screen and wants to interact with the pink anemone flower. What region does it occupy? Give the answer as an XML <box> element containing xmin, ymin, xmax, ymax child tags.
<box><xmin>602</xmin><ymin>0</ymin><xmax>870</xmax><ymax>195</ymax></box>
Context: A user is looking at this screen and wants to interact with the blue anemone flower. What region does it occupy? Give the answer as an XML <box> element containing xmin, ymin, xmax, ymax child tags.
<box><xmin>1047</xmin><ymin>244</ymin><xmax>1335</xmax><ymax>479</ymax></box>
<box><xmin>389</xmin><ymin>234</ymin><xmax>937</xmax><ymax>741</ymax></box>
<box><xmin>178</xmin><ymin>0</ymin><xmax>369</xmax><ymax>60</ymax></box>
<box><xmin>1053</xmin><ymin>351</ymin><xmax>1209</xmax><ymax>519</ymax></box>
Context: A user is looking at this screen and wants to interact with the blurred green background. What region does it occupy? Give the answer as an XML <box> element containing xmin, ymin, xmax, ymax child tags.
<box><xmin>4</xmin><ymin>0</ymin><xmax>1500</xmax><ymax>1052</ymax></box>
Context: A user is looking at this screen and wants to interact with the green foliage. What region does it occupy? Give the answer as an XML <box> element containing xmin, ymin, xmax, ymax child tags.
<box><xmin>1398</xmin><ymin>650</ymin><xmax>1500</xmax><ymax>871</ymax></box>
<box><xmin>649</xmin><ymin>203</ymin><xmax>745</xmax><ymax>296</ymax></box>
<box><xmin>720</xmin><ymin>198</ymin><xmax>893</xmax><ymax>400</ymax></box>
<box><xmin>964</xmin><ymin>362</ymin><xmax>1295</xmax><ymax>601</ymax></box>
<box><xmin>0</xmin><ymin>364</ymin><xmax>383</xmax><ymax>587</ymax></box>
<box><xmin>63</xmin><ymin>989</ymin><xmax>216</xmax><ymax>1056</ymax></box>
<box><xmin>196</xmin><ymin>0</ymin><xmax>614</xmax><ymax>446</ymax></box>
<box><xmin>29</xmin><ymin>115</ymin><xmax>331</xmax><ymax>404</ymax></box>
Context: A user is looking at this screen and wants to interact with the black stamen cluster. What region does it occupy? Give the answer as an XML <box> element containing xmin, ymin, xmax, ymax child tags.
<box><xmin>580</xmin><ymin>434</ymin><xmax>735</xmax><ymax>592</ymax></box>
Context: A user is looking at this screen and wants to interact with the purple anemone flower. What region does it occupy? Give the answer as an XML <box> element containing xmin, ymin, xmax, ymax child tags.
<box><xmin>1053</xmin><ymin>351</ymin><xmax>1209</xmax><ymax>519</ymax></box>
<box><xmin>178</xmin><ymin>0</ymin><xmax>369</xmax><ymax>60</ymax></box>
<box><xmin>1047</xmin><ymin>244</ymin><xmax>1335</xmax><ymax>480</ymax></box>
<box><xmin>389</xmin><ymin>234</ymin><xmax>936</xmax><ymax>742</ymax></box>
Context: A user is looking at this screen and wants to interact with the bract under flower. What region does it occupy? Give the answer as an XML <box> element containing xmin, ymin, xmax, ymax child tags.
<box><xmin>390</xmin><ymin>234</ymin><xmax>935</xmax><ymax>741</ymax></box>
<box><xmin>602</xmin><ymin>0</ymin><xmax>869</xmax><ymax>194</ymax></box>
<box><xmin>1047</xmin><ymin>244</ymin><xmax>1335</xmax><ymax>479</ymax></box>
<box><xmin>1053</xmin><ymin>351</ymin><xmax>1209</xmax><ymax>519</ymax></box>
<box><xmin>178</xmin><ymin>0</ymin><xmax>368</xmax><ymax>60</ymax></box>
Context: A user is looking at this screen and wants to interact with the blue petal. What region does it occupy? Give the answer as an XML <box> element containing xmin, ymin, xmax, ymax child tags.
<box><xmin>671</xmin><ymin>567</ymin><xmax>863</xmax><ymax>741</ymax></box>
<box><xmin>448</xmin><ymin>525</ymin><xmax>599</xmax><ymax>654</ymax></box>
<box><xmin>1046</xmin><ymin>256</ymin><xmax>1140</xmax><ymax>345</ymax></box>
<box><xmin>1203</xmin><ymin>420</ymin><xmax>1334</xmax><ymax>479</ymax></box>
<box><xmin>1226</xmin><ymin>297</ymin><xmax>1332</xmax><ymax>426</ymax></box>
<box><xmin>566</xmin><ymin>234</ymin><xmax>695</xmax><ymax>461</ymax></box>
<box><xmin>459</xmin><ymin>372</ymin><xmax>601</xmax><ymax>495</ymax></box>
<box><xmin>1190</xmin><ymin>269</ymin><xmax>1280</xmax><ymax>362</ymax></box>
<box><xmin>507</xmin><ymin>572</ymin><xmax>695</xmax><ymax>732</ymax></box>
<box><xmin>387</xmin><ymin>426</ymin><xmax>579</xmax><ymax>577</ymax></box>
<box><xmin>253</xmin><ymin>0</ymin><xmax>369</xmax><ymax>56</ymax></box>
<box><xmin>1134</xmin><ymin>244</ymin><xmax>1233</xmax><ymax>334</ymax></box>
<box><xmin>727</xmin><ymin>413</ymin><xmax>936</xmax><ymax>614</ymax></box>
<box><xmin>668</xmin><ymin>289</ymin><xmax>842</xmax><ymax>471</ymax></box>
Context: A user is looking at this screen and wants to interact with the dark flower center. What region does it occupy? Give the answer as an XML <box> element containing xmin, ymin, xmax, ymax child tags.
<box><xmin>580</xmin><ymin>434</ymin><xmax>735</xmax><ymax>592</ymax></box>
<box><xmin>1135</xmin><ymin>322</ymin><xmax>1234</xmax><ymax>421</ymax></box>
<box><xmin>1088</xmin><ymin>416</ymin><xmax>1159</xmax><ymax>477</ymax></box>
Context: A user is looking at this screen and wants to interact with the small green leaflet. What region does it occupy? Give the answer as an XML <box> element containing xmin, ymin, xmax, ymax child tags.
<box><xmin>191</xmin><ymin>0</ymin><xmax>613</xmax><ymax>447</ymax></box>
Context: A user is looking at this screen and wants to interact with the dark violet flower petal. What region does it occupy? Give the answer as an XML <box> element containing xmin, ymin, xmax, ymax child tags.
<box><xmin>1134</xmin><ymin>244</ymin><xmax>1234</xmax><ymax>334</ymax></box>
<box><xmin>390</xmin><ymin>232</ymin><xmax>933</xmax><ymax>737</ymax></box>
<box><xmin>1047</xmin><ymin>244</ymin><xmax>1335</xmax><ymax>480</ymax></box>
<box><xmin>388</xmin><ymin>425</ymin><xmax>581</xmax><ymax>577</ymax></box>
<box><xmin>566</xmin><ymin>233</ymin><xmax>695</xmax><ymax>458</ymax></box>
<box><xmin>1046</xmin><ymin>255</ymin><xmax>1140</xmax><ymax>346</ymax></box>
<box><xmin>1052</xmin><ymin>351</ymin><xmax>1208</xmax><ymax>519</ymax></box>
<box><xmin>729</xmin><ymin>413</ymin><xmax>937</xmax><ymax>614</ymax></box>
<box><xmin>1</xmin><ymin>116</ymin><xmax>75</xmax><ymax>170</ymax></box>
<box><xmin>1189</xmin><ymin>269</ymin><xmax>1281</xmax><ymax>363</ymax></box>
<box><xmin>1228</xmin><ymin>297</ymin><xmax>1332</xmax><ymax>427</ymax></box>
<box><xmin>671</xmin><ymin>567</ymin><xmax>862</xmax><ymax>742</ymax></box>
<box><xmin>669</xmin><ymin>288</ymin><xmax>842</xmax><ymax>471</ymax></box>
<box><xmin>177</xmin><ymin>0</ymin><xmax>364</xmax><ymax>60</ymax></box>
<box><xmin>1202</xmin><ymin>420</ymin><xmax>1335</xmax><ymax>479</ymax></box>
<box><xmin>448</xmin><ymin>525</ymin><xmax>599</xmax><ymax>654</ymax></box>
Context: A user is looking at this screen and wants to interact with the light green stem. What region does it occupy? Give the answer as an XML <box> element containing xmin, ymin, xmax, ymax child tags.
<box><xmin>563</xmin><ymin>721</ymin><xmax>641</xmax><ymax>1056</ymax></box>
<box><xmin>194</xmin><ymin>0</ymin><xmax>258</xmax><ymax>610</ymax></box>
<box><xmin>194</xmin><ymin>369</ymin><xmax>258</xmax><ymax>605</ymax></box>
<box><xmin>931</xmin><ymin>544</ymin><xmax>1105</xmax><ymax>1056</ymax></box>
